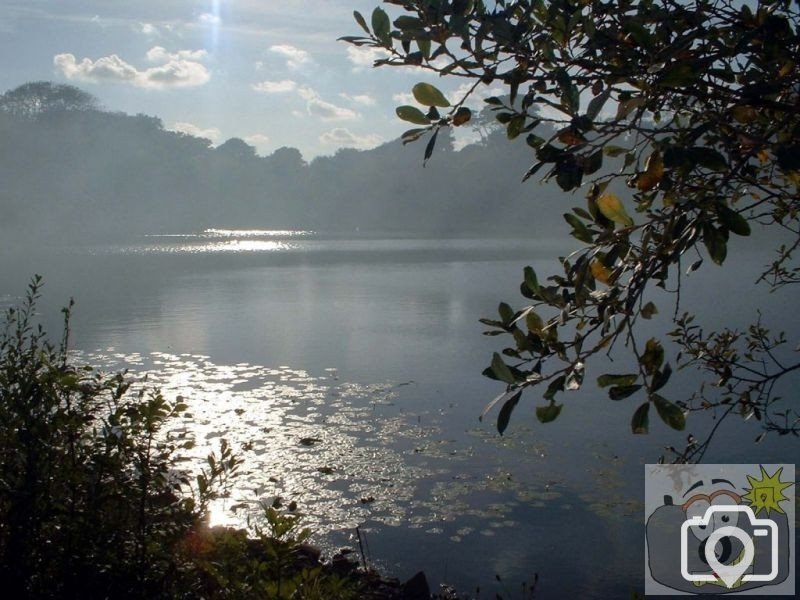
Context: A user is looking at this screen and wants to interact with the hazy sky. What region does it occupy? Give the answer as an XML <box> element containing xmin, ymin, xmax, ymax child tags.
<box><xmin>0</xmin><ymin>1</ymin><xmax>501</xmax><ymax>158</ymax></box>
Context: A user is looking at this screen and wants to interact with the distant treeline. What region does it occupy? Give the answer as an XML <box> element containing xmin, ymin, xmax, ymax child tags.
<box><xmin>0</xmin><ymin>82</ymin><xmax>565</xmax><ymax>243</ymax></box>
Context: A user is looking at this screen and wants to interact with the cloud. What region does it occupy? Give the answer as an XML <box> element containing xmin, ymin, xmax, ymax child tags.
<box><xmin>243</xmin><ymin>133</ymin><xmax>270</xmax><ymax>154</ymax></box>
<box><xmin>319</xmin><ymin>128</ymin><xmax>382</xmax><ymax>150</ymax></box>
<box><xmin>392</xmin><ymin>92</ymin><xmax>416</xmax><ymax>105</ymax></box>
<box><xmin>252</xmin><ymin>79</ymin><xmax>297</xmax><ymax>94</ymax></box>
<box><xmin>54</xmin><ymin>47</ymin><xmax>210</xmax><ymax>89</ymax></box>
<box><xmin>198</xmin><ymin>13</ymin><xmax>221</xmax><ymax>26</ymax></box>
<box><xmin>146</xmin><ymin>47</ymin><xmax>207</xmax><ymax>62</ymax></box>
<box><xmin>340</xmin><ymin>93</ymin><xmax>376</xmax><ymax>106</ymax></box>
<box><xmin>270</xmin><ymin>44</ymin><xmax>311</xmax><ymax>70</ymax></box>
<box><xmin>346</xmin><ymin>46</ymin><xmax>389</xmax><ymax>68</ymax></box>
<box><xmin>295</xmin><ymin>87</ymin><xmax>357</xmax><ymax>121</ymax></box>
<box><xmin>168</xmin><ymin>121</ymin><xmax>222</xmax><ymax>142</ymax></box>
<box><xmin>137</xmin><ymin>23</ymin><xmax>160</xmax><ymax>36</ymax></box>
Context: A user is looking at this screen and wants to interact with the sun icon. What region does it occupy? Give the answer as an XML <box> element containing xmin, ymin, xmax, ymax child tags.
<box><xmin>741</xmin><ymin>465</ymin><xmax>793</xmax><ymax>516</ymax></box>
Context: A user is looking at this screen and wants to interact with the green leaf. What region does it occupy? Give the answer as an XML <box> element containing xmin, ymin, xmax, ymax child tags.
<box><xmin>418</xmin><ymin>38</ymin><xmax>431</xmax><ymax>59</ymax></box>
<box><xmin>642</xmin><ymin>338</ymin><xmax>664</xmax><ymax>375</ymax></box>
<box><xmin>523</xmin><ymin>266</ymin><xmax>540</xmax><ymax>296</ymax></box>
<box><xmin>401</xmin><ymin>128</ymin><xmax>427</xmax><ymax>143</ymax></box>
<box><xmin>631</xmin><ymin>402</ymin><xmax>650</xmax><ymax>434</ymax></box>
<box><xmin>412</xmin><ymin>82</ymin><xmax>450</xmax><ymax>107</ymax></box>
<box><xmin>423</xmin><ymin>128</ymin><xmax>439</xmax><ymax>163</ymax></box>
<box><xmin>543</xmin><ymin>375</ymin><xmax>566</xmax><ymax>401</ymax></box>
<box><xmin>371</xmin><ymin>7</ymin><xmax>391</xmax><ymax>46</ymax></box>
<box><xmin>491</xmin><ymin>352</ymin><xmax>515</xmax><ymax>384</ymax></box>
<box><xmin>498</xmin><ymin>302</ymin><xmax>514</xmax><ymax>324</ymax></box>
<box><xmin>526</xmin><ymin>134</ymin><xmax>545</xmax><ymax>148</ymax></box>
<box><xmin>689</xmin><ymin>147</ymin><xmax>727</xmax><ymax>171</ymax></box>
<box><xmin>555</xmin><ymin>162</ymin><xmax>583</xmax><ymax>191</ymax></box>
<box><xmin>394</xmin><ymin>16</ymin><xmax>423</xmax><ymax>30</ymax></box>
<box><xmin>564</xmin><ymin>213</ymin><xmax>593</xmax><ymax>243</ymax></box>
<box><xmin>586</xmin><ymin>88</ymin><xmax>611</xmax><ymax>120</ymax></box>
<box><xmin>597</xmin><ymin>373</ymin><xmax>639</xmax><ymax>388</ymax></box>
<box><xmin>651</xmin><ymin>363</ymin><xmax>671</xmax><ymax>393</ymax></box>
<box><xmin>703</xmin><ymin>224</ymin><xmax>728</xmax><ymax>265</ymax></box>
<box><xmin>497</xmin><ymin>390</ymin><xmax>522</xmax><ymax>435</ymax></box>
<box><xmin>480</xmin><ymin>388</ymin><xmax>519</xmax><ymax>421</ymax></box>
<box><xmin>396</xmin><ymin>105</ymin><xmax>430</xmax><ymax>125</ymax></box>
<box><xmin>521</xmin><ymin>161</ymin><xmax>545</xmax><ymax>182</ymax></box>
<box><xmin>581</xmin><ymin>149</ymin><xmax>603</xmax><ymax>175</ymax></box>
<box><xmin>597</xmin><ymin>193</ymin><xmax>634</xmax><ymax>227</ymax></box>
<box><xmin>555</xmin><ymin>68</ymin><xmax>579</xmax><ymax>114</ymax></box>
<box><xmin>652</xmin><ymin>394</ymin><xmax>686</xmax><ymax>431</ymax></box>
<box><xmin>353</xmin><ymin>10</ymin><xmax>370</xmax><ymax>34</ymax></box>
<box><xmin>717</xmin><ymin>205</ymin><xmax>751</xmax><ymax>236</ymax></box>
<box><xmin>658</xmin><ymin>63</ymin><xmax>698</xmax><ymax>87</ymax></box>
<box><xmin>536</xmin><ymin>403</ymin><xmax>563</xmax><ymax>423</ymax></box>
<box><xmin>526</xmin><ymin>310</ymin><xmax>544</xmax><ymax>333</ymax></box>
<box><xmin>609</xmin><ymin>384</ymin><xmax>643</xmax><ymax>400</ymax></box>
<box><xmin>506</xmin><ymin>115</ymin><xmax>525</xmax><ymax>139</ymax></box>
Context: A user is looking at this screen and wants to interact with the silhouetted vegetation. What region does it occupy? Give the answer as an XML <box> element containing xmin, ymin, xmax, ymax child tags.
<box><xmin>0</xmin><ymin>278</ymin><xmax>435</xmax><ymax>599</ymax></box>
<box><xmin>0</xmin><ymin>82</ymin><xmax>561</xmax><ymax>244</ymax></box>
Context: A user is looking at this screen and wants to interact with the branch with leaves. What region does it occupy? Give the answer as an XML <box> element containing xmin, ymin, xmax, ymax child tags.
<box><xmin>342</xmin><ymin>0</ymin><xmax>800</xmax><ymax>460</ymax></box>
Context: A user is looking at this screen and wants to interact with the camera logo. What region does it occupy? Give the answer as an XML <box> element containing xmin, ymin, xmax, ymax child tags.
<box><xmin>645</xmin><ymin>464</ymin><xmax>795</xmax><ymax>595</ymax></box>
<box><xmin>680</xmin><ymin>505</ymin><xmax>777</xmax><ymax>587</ymax></box>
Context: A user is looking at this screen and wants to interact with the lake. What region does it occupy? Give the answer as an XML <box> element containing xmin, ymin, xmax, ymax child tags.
<box><xmin>0</xmin><ymin>229</ymin><xmax>796</xmax><ymax>598</ymax></box>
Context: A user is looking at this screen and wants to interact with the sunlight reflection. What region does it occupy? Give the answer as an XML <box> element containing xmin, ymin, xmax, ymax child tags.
<box><xmin>70</xmin><ymin>350</ymin><xmax>430</xmax><ymax>538</ymax></box>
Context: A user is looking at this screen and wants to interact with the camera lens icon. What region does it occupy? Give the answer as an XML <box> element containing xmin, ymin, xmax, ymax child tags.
<box><xmin>680</xmin><ymin>505</ymin><xmax>779</xmax><ymax>588</ymax></box>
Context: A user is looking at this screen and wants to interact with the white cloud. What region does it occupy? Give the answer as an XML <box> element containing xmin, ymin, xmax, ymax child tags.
<box><xmin>308</xmin><ymin>97</ymin><xmax>357</xmax><ymax>121</ymax></box>
<box><xmin>252</xmin><ymin>79</ymin><xmax>297</xmax><ymax>94</ymax></box>
<box><xmin>198</xmin><ymin>13</ymin><xmax>221</xmax><ymax>26</ymax></box>
<box><xmin>319</xmin><ymin>128</ymin><xmax>382</xmax><ymax>150</ymax></box>
<box><xmin>340</xmin><ymin>93</ymin><xmax>376</xmax><ymax>106</ymax></box>
<box><xmin>168</xmin><ymin>121</ymin><xmax>222</xmax><ymax>142</ymax></box>
<box><xmin>295</xmin><ymin>87</ymin><xmax>357</xmax><ymax>121</ymax></box>
<box><xmin>54</xmin><ymin>47</ymin><xmax>210</xmax><ymax>89</ymax></box>
<box><xmin>243</xmin><ymin>133</ymin><xmax>270</xmax><ymax>154</ymax></box>
<box><xmin>392</xmin><ymin>92</ymin><xmax>416</xmax><ymax>105</ymax></box>
<box><xmin>270</xmin><ymin>44</ymin><xmax>311</xmax><ymax>70</ymax></box>
<box><xmin>138</xmin><ymin>23</ymin><xmax>160</xmax><ymax>36</ymax></box>
<box><xmin>146</xmin><ymin>46</ymin><xmax>207</xmax><ymax>62</ymax></box>
<box><xmin>346</xmin><ymin>46</ymin><xmax>389</xmax><ymax>68</ymax></box>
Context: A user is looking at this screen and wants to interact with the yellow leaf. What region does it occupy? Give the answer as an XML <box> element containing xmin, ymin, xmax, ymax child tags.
<box><xmin>590</xmin><ymin>259</ymin><xmax>613</xmax><ymax>284</ymax></box>
<box><xmin>636</xmin><ymin>150</ymin><xmax>664</xmax><ymax>191</ymax></box>
<box><xmin>732</xmin><ymin>105</ymin><xmax>756</xmax><ymax>124</ymax></box>
<box><xmin>757</xmin><ymin>149</ymin><xmax>770</xmax><ymax>164</ymax></box>
<box><xmin>597</xmin><ymin>192</ymin><xmax>634</xmax><ymax>227</ymax></box>
<box><xmin>779</xmin><ymin>60</ymin><xmax>795</xmax><ymax>78</ymax></box>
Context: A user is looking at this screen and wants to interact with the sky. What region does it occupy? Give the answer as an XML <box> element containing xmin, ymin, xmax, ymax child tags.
<box><xmin>0</xmin><ymin>0</ymin><xmax>501</xmax><ymax>159</ymax></box>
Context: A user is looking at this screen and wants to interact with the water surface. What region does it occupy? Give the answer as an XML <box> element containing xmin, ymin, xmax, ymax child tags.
<box><xmin>1</xmin><ymin>230</ymin><xmax>796</xmax><ymax>597</ymax></box>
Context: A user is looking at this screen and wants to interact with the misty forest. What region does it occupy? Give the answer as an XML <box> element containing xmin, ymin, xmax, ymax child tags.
<box><xmin>1</xmin><ymin>1</ymin><xmax>799</xmax><ymax>599</ymax></box>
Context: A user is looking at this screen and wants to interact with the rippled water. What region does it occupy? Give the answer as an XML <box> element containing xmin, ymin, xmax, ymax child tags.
<box><xmin>2</xmin><ymin>229</ymin><xmax>797</xmax><ymax>597</ymax></box>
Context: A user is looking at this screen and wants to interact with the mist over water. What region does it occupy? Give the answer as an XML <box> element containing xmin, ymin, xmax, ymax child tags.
<box><xmin>1</xmin><ymin>229</ymin><xmax>796</xmax><ymax>597</ymax></box>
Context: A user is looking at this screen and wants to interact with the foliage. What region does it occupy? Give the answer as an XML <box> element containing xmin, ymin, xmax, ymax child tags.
<box><xmin>0</xmin><ymin>277</ymin><xmax>364</xmax><ymax>598</ymax></box>
<box><xmin>344</xmin><ymin>0</ymin><xmax>800</xmax><ymax>459</ymax></box>
<box><xmin>0</xmin><ymin>81</ymin><xmax>98</xmax><ymax>117</ymax></box>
